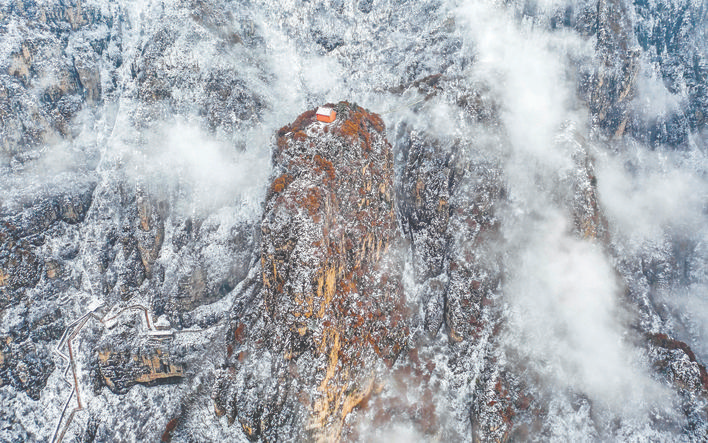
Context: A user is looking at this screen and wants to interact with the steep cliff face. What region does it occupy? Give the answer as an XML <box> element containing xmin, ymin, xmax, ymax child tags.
<box><xmin>214</xmin><ymin>103</ymin><xmax>407</xmax><ymax>441</ymax></box>
<box><xmin>264</xmin><ymin>102</ymin><xmax>406</xmax><ymax>365</ymax></box>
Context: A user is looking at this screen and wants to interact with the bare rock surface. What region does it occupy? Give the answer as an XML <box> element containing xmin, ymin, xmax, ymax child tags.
<box><xmin>214</xmin><ymin>103</ymin><xmax>408</xmax><ymax>441</ymax></box>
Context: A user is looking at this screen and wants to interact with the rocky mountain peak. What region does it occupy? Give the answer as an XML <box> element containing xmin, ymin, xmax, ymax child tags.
<box><xmin>215</xmin><ymin>102</ymin><xmax>407</xmax><ymax>441</ymax></box>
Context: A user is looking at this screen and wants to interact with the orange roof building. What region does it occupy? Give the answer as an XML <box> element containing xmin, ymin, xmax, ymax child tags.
<box><xmin>316</xmin><ymin>107</ymin><xmax>337</xmax><ymax>123</ymax></box>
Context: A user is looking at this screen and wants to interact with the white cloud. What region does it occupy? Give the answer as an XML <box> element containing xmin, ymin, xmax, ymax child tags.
<box><xmin>596</xmin><ymin>148</ymin><xmax>707</xmax><ymax>243</ymax></box>
<box><xmin>454</xmin><ymin>0</ymin><xmax>672</xmax><ymax>421</ymax></box>
<box><xmin>505</xmin><ymin>214</ymin><xmax>668</xmax><ymax>411</ymax></box>
<box><xmin>124</xmin><ymin>119</ymin><xmax>270</xmax><ymax>215</ymax></box>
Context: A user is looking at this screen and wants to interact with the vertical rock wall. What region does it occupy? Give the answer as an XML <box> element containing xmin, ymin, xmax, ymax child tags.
<box><xmin>216</xmin><ymin>102</ymin><xmax>408</xmax><ymax>441</ymax></box>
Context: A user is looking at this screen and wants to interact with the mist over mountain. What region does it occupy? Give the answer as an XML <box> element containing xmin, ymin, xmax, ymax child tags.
<box><xmin>1</xmin><ymin>0</ymin><xmax>707</xmax><ymax>441</ymax></box>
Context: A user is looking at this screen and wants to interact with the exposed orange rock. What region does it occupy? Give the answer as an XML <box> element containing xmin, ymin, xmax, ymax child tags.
<box><xmin>161</xmin><ymin>417</ymin><xmax>179</xmax><ymax>443</ymax></box>
<box><xmin>648</xmin><ymin>333</ymin><xmax>708</xmax><ymax>393</ymax></box>
<box><xmin>97</xmin><ymin>348</ymin><xmax>184</xmax><ymax>394</ymax></box>
<box><xmin>225</xmin><ymin>102</ymin><xmax>408</xmax><ymax>441</ymax></box>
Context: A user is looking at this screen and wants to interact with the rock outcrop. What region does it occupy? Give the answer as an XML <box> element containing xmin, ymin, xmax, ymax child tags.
<box><xmin>97</xmin><ymin>347</ymin><xmax>184</xmax><ymax>395</ymax></box>
<box><xmin>214</xmin><ymin>102</ymin><xmax>408</xmax><ymax>441</ymax></box>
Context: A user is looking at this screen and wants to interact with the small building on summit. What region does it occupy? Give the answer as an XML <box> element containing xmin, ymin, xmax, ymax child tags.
<box><xmin>316</xmin><ymin>107</ymin><xmax>336</xmax><ymax>123</ymax></box>
<box><xmin>155</xmin><ymin>315</ymin><xmax>171</xmax><ymax>331</ymax></box>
